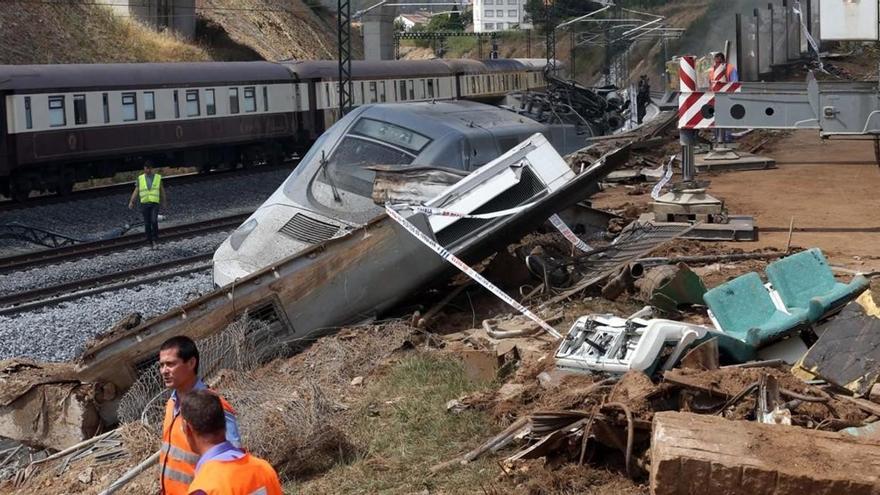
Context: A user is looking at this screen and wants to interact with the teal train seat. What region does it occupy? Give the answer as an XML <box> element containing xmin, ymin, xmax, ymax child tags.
<box><xmin>703</xmin><ymin>272</ymin><xmax>815</xmax><ymax>348</ymax></box>
<box><xmin>766</xmin><ymin>248</ymin><xmax>869</xmax><ymax>320</ymax></box>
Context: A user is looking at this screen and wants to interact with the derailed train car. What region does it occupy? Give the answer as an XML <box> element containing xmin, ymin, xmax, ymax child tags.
<box><xmin>0</xmin><ymin>58</ymin><xmax>552</xmax><ymax>201</ymax></box>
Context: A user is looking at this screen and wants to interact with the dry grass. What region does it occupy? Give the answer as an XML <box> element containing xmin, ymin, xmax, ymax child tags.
<box><xmin>0</xmin><ymin>4</ymin><xmax>209</xmax><ymax>64</ymax></box>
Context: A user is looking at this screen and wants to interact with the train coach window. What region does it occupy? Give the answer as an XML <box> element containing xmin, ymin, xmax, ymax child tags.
<box><xmin>398</xmin><ymin>81</ymin><xmax>407</xmax><ymax>101</ymax></box>
<box><xmin>244</xmin><ymin>87</ymin><xmax>256</xmax><ymax>112</ymax></box>
<box><xmin>262</xmin><ymin>86</ymin><xmax>269</xmax><ymax>111</ymax></box>
<box><xmin>186</xmin><ymin>90</ymin><xmax>200</xmax><ymax>117</ymax></box>
<box><xmin>144</xmin><ymin>92</ymin><xmax>156</xmax><ymax>120</ymax></box>
<box><xmin>369</xmin><ymin>81</ymin><xmax>378</xmax><ymax>103</ymax></box>
<box><xmin>24</xmin><ymin>97</ymin><xmax>32</xmax><ymax>130</ymax></box>
<box><xmin>379</xmin><ymin>81</ymin><xmax>387</xmax><ymax>102</ymax></box>
<box><xmin>173</xmin><ymin>90</ymin><xmax>180</xmax><ymax>118</ymax></box>
<box><xmin>73</xmin><ymin>95</ymin><xmax>87</xmax><ymax>125</ymax></box>
<box><xmin>206</xmin><ymin>89</ymin><xmax>216</xmax><ymax>116</ymax></box>
<box><xmin>427</xmin><ymin>79</ymin><xmax>434</xmax><ymax>98</ymax></box>
<box><xmin>48</xmin><ymin>96</ymin><xmax>66</xmax><ymax>127</ymax></box>
<box><xmin>122</xmin><ymin>93</ymin><xmax>137</xmax><ymax>122</ymax></box>
<box><xmin>102</xmin><ymin>93</ymin><xmax>109</xmax><ymax>123</ymax></box>
<box><xmin>407</xmin><ymin>80</ymin><xmax>415</xmax><ymax>100</ymax></box>
<box><xmin>229</xmin><ymin>88</ymin><xmax>239</xmax><ymax>114</ymax></box>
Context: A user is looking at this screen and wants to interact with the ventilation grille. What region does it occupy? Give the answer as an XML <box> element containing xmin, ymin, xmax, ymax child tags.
<box><xmin>278</xmin><ymin>213</ymin><xmax>340</xmax><ymax>244</ymax></box>
<box><xmin>437</xmin><ymin>166</ymin><xmax>547</xmax><ymax>247</ymax></box>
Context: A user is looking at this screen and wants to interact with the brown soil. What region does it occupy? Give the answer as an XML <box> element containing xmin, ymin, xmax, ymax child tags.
<box><xmin>592</xmin><ymin>130</ymin><xmax>880</xmax><ymax>271</ymax></box>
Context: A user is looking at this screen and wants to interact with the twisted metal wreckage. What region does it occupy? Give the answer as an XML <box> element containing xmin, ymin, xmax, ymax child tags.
<box><xmin>0</xmin><ymin>122</ymin><xmax>689</xmax><ymax>449</ymax></box>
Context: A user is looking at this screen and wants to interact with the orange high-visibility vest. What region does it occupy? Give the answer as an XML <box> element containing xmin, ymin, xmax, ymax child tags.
<box><xmin>187</xmin><ymin>453</ymin><xmax>283</xmax><ymax>495</ymax></box>
<box><xmin>160</xmin><ymin>394</ymin><xmax>236</xmax><ymax>495</ymax></box>
<box><xmin>708</xmin><ymin>63</ymin><xmax>736</xmax><ymax>84</ymax></box>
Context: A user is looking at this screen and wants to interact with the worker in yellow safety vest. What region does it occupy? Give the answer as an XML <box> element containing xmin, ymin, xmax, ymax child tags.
<box><xmin>158</xmin><ymin>336</ymin><xmax>241</xmax><ymax>495</ymax></box>
<box><xmin>128</xmin><ymin>160</ymin><xmax>166</xmax><ymax>249</ymax></box>
<box><xmin>181</xmin><ymin>390</ymin><xmax>283</xmax><ymax>495</ymax></box>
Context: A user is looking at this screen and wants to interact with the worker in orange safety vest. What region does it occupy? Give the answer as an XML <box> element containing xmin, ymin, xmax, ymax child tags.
<box><xmin>708</xmin><ymin>52</ymin><xmax>739</xmax><ymax>86</ymax></box>
<box><xmin>158</xmin><ymin>336</ymin><xmax>241</xmax><ymax>495</ymax></box>
<box><xmin>708</xmin><ymin>52</ymin><xmax>739</xmax><ymax>144</ymax></box>
<box><xmin>181</xmin><ymin>390</ymin><xmax>283</xmax><ymax>495</ymax></box>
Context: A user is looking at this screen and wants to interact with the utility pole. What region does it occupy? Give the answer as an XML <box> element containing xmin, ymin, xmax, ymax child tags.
<box><xmin>337</xmin><ymin>0</ymin><xmax>353</xmax><ymax>115</ymax></box>
<box><xmin>545</xmin><ymin>0</ymin><xmax>556</xmax><ymax>73</ymax></box>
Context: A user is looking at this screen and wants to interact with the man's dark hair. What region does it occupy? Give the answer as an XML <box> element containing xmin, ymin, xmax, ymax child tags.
<box><xmin>180</xmin><ymin>390</ymin><xmax>226</xmax><ymax>436</ymax></box>
<box><xmin>160</xmin><ymin>336</ymin><xmax>199</xmax><ymax>374</ymax></box>
<box><xmin>144</xmin><ymin>159</ymin><xmax>154</xmax><ymax>169</ymax></box>
<box><xmin>714</xmin><ymin>52</ymin><xmax>726</xmax><ymax>62</ymax></box>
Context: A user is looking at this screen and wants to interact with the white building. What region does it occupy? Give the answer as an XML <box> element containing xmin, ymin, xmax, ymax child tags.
<box><xmin>395</xmin><ymin>12</ymin><xmax>432</xmax><ymax>32</ymax></box>
<box><xmin>472</xmin><ymin>0</ymin><xmax>531</xmax><ymax>33</ymax></box>
<box><xmin>106</xmin><ymin>0</ymin><xmax>196</xmax><ymax>39</ymax></box>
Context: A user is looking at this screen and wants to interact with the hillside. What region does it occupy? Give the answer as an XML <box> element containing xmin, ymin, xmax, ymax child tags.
<box><xmin>199</xmin><ymin>0</ymin><xmax>346</xmax><ymax>61</ymax></box>
<box><xmin>0</xmin><ymin>0</ymin><xmax>342</xmax><ymax>65</ymax></box>
<box><xmin>0</xmin><ymin>3</ymin><xmax>210</xmax><ymax>64</ymax></box>
<box><xmin>400</xmin><ymin>0</ymin><xmax>715</xmax><ymax>85</ymax></box>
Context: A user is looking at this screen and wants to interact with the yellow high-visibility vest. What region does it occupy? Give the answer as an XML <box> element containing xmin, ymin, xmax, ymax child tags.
<box><xmin>138</xmin><ymin>173</ymin><xmax>162</xmax><ymax>204</ymax></box>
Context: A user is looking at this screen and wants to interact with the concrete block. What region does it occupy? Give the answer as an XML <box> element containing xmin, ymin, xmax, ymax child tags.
<box><xmin>651</xmin><ymin>411</ymin><xmax>880</xmax><ymax>495</ymax></box>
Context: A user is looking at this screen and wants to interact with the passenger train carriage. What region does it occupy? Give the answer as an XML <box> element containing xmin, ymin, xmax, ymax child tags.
<box><xmin>0</xmin><ymin>58</ymin><xmax>552</xmax><ymax>201</ymax></box>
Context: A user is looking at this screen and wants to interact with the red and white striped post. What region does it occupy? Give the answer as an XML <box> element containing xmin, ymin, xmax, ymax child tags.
<box><xmin>678</xmin><ymin>56</ymin><xmax>699</xmax><ymax>182</ymax></box>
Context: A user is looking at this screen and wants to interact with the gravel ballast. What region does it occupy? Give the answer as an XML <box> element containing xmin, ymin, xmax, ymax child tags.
<box><xmin>0</xmin><ymin>231</ymin><xmax>229</xmax><ymax>294</ymax></box>
<box><xmin>0</xmin><ymin>166</ymin><xmax>290</xmax><ymax>253</ymax></box>
<box><xmin>0</xmin><ymin>270</ymin><xmax>212</xmax><ymax>362</ymax></box>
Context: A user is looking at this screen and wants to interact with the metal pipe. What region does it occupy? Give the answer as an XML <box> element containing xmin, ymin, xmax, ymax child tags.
<box><xmin>680</xmin><ymin>129</ymin><xmax>696</xmax><ymax>182</ymax></box>
<box><xmin>638</xmin><ymin>251</ymin><xmax>786</xmax><ymax>266</ymax></box>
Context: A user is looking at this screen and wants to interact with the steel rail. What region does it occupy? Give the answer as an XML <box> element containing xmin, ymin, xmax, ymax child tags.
<box><xmin>0</xmin><ymin>261</ymin><xmax>212</xmax><ymax>316</ymax></box>
<box><xmin>0</xmin><ymin>213</ymin><xmax>247</xmax><ymax>274</ymax></box>
<box><xmin>0</xmin><ymin>163</ymin><xmax>292</xmax><ymax>214</ymax></box>
<box><xmin>0</xmin><ymin>252</ymin><xmax>214</xmax><ymax>308</ymax></box>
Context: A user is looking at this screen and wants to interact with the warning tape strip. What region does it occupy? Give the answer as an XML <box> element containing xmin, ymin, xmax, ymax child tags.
<box><xmin>392</xmin><ymin>203</ymin><xmax>595</xmax><ymax>254</ymax></box>
<box><xmin>400</xmin><ymin>202</ymin><xmax>536</xmax><ymax>220</ymax></box>
<box><xmin>549</xmin><ymin>214</ymin><xmax>593</xmax><ymax>253</ymax></box>
<box><xmin>385</xmin><ymin>204</ymin><xmax>563</xmax><ymax>340</ymax></box>
<box><xmin>651</xmin><ymin>156</ymin><xmax>676</xmax><ymax>200</ymax></box>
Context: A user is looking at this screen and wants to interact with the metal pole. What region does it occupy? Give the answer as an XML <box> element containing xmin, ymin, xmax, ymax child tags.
<box><xmin>735</xmin><ymin>13</ymin><xmax>743</xmax><ymax>80</ymax></box>
<box><xmin>782</xmin><ymin>0</ymin><xmax>790</xmax><ymax>63</ymax></box>
<box><xmin>769</xmin><ymin>3</ymin><xmax>775</xmax><ymax>66</ymax></box>
<box><xmin>337</xmin><ymin>0</ymin><xmax>353</xmax><ymax>115</ymax></box>
<box><xmin>527</xmin><ymin>29</ymin><xmax>531</xmax><ymax>58</ymax></box>
<box><xmin>681</xmin><ymin>129</ymin><xmax>696</xmax><ymax>183</ymax></box>
<box><xmin>570</xmin><ymin>28</ymin><xmax>575</xmax><ymax>78</ymax></box>
<box><xmin>754</xmin><ymin>8</ymin><xmax>760</xmax><ymax>78</ymax></box>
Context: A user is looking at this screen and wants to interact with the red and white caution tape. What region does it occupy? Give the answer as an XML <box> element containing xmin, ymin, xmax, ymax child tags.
<box><xmin>385</xmin><ymin>204</ymin><xmax>562</xmax><ymax>340</ymax></box>
<box><xmin>549</xmin><ymin>214</ymin><xmax>593</xmax><ymax>253</ymax></box>
<box><xmin>711</xmin><ymin>82</ymin><xmax>742</xmax><ymax>93</ymax></box>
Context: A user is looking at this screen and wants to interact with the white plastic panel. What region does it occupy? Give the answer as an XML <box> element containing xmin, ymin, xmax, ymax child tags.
<box><xmin>820</xmin><ymin>0</ymin><xmax>879</xmax><ymax>41</ymax></box>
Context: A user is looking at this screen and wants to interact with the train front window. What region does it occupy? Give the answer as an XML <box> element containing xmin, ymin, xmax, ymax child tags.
<box><xmin>48</xmin><ymin>96</ymin><xmax>66</xmax><ymax>127</ymax></box>
<box><xmin>315</xmin><ymin>118</ymin><xmax>431</xmax><ymax>198</ymax></box>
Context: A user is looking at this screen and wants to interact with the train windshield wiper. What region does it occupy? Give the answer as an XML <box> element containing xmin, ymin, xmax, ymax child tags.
<box><xmin>317</xmin><ymin>150</ymin><xmax>343</xmax><ymax>203</ymax></box>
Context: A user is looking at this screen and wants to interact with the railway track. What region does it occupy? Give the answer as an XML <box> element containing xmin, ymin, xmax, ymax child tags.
<box><xmin>0</xmin><ymin>213</ymin><xmax>248</xmax><ymax>275</ymax></box>
<box><xmin>0</xmin><ymin>163</ymin><xmax>292</xmax><ymax>214</ymax></box>
<box><xmin>0</xmin><ymin>255</ymin><xmax>212</xmax><ymax>316</ymax></box>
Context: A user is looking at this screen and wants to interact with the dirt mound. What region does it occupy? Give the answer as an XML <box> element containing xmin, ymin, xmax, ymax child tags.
<box><xmin>0</xmin><ymin>4</ymin><xmax>209</xmax><ymax>64</ymax></box>
<box><xmin>199</xmin><ymin>0</ymin><xmax>342</xmax><ymax>61</ymax></box>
